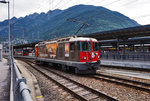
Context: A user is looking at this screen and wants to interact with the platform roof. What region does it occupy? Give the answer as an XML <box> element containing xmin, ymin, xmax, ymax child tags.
<box><xmin>82</xmin><ymin>24</ymin><xmax>150</xmax><ymax>40</ymax></box>
<box><xmin>99</xmin><ymin>37</ymin><xmax>150</xmax><ymax>46</ymax></box>
<box><xmin>13</xmin><ymin>41</ymin><xmax>40</xmax><ymax>49</ymax></box>
<box><xmin>13</xmin><ymin>24</ymin><xmax>150</xmax><ymax>49</ymax></box>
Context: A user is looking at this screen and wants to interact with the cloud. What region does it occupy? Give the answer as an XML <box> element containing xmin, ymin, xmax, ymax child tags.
<box><xmin>0</xmin><ymin>0</ymin><xmax>150</xmax><ymax>25</ymax></box>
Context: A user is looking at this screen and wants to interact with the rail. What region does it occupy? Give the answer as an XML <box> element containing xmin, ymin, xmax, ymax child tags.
<box><xmin>94</xmin><ymin>73</ymin><xmax>150</xmax><ymax>92</ymax></box>
<box><xmin>10</xmin><ymin>57</ymin><xmax>33</xmax><ymax>101</ymax></box>
<box><xmin>25</xmin><ymin>60</ymin><xmax>118</xmax><ymax>101</ymax></box>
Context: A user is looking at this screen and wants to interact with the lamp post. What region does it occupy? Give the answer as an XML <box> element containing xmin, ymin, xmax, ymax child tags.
<box><xmin>0</xmin><ymin>0</ymin><xmax>11</xmax><ymax>68</ymax></box>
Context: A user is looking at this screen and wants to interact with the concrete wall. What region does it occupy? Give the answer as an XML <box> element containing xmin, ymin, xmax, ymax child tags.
<box><xmin>0</xmin><ymin>44</ymin><xmax>2</xmax><ymax>61</ymax></box>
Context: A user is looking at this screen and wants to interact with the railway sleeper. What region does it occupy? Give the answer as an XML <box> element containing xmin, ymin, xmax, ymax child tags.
<box><xmin>68</xmin><ymin>85</ymin><xmax>78</xmax><ymax>89</ymax></box>
<box><xmin>83</xmin><ymin>93</ymin><xmax>99</xmax><ymax>100</ymax></box>
<box><xmin>25</xmin><ymin>61</ymin><xmax>118</xmax><ymax>101</ymax></box>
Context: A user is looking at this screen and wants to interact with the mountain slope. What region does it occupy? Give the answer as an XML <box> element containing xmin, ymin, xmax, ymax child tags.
<box><xmin>0</xmin><ymin>5</ymin><xmax>139</xmax><ymax>41</ymax></box>
<box><xmin>40</xmin><ymin>5</ymin><xmax>139</xmax><ymax>39</ymax></box>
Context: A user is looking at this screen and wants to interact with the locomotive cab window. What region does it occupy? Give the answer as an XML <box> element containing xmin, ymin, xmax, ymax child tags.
<box><xmin>82</xmin><ymin>41</ymin><xmax>91</xmax><ymax>52</ymax></box>
<box><xmin>93</xmin><ymin>42</ymin><xmax>98</xmax><ymax>51</ymax></box>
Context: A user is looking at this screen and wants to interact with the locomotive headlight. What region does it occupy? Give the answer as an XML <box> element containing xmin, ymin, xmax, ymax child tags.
<box><xmin>98</xmin><ymin>56</ymin><xmax>100</xmax><ymax>58</ymax></box>
<box><xmin>83</xmin><ymin>57</ymin><xmax>86</xmax><ymax>60</ymax></box>
<box><xmin>92</xmin><ymin>52</ymin><xmax>95</xmax><ymax>58</ymax></box>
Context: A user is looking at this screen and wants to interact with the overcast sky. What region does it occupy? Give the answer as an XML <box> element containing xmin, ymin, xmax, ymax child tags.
<box><xmin>0</xmin><ymin>0</ymin><xmax>150</xmax><ymax>25</ymax></box>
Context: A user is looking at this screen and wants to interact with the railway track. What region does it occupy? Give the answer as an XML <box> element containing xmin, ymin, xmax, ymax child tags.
<box><xmin>101</xmin><ymin>65</ymin><xmax>150</xmax><ymax>72</ymax></box>
<box><xmin>19</xmin><ymin>59</ymin><xmax>150</xmax><ymax>99</ymax></box>
<box><xmin>89</xmin><ymin>73</ymin><xmax>150</xmax><ymax>93</ymax></box>
<box><xmin>21</xmin><ymin>59</ymin><xmax>150</xmax><ymax>93</ymax></box>
<box><xmin>22</xmin><ymin>60</ymin><xmax>118</xmax><ymax>101</ymax></box>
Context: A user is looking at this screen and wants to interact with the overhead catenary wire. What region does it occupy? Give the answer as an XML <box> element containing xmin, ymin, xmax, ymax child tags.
<box><xmin>56</xmin><ymin>0</ymin><xmax>91</xmax><ymax>10</ymax></box>
<box><xmin>73</xmin><ymin>0</ymin><xmax>147</xmax><ymax>22</ymax></box>
<box><xmin>56</xmin><ymin>0</ymin><xmax>73</xmax><ymax>10</ymax></box>
<box><xmin>50</xmin><ymin>0</ymin><xmax>55</xmax><ymax>10</ymax></box>
<box><xmin>37</xmin><ymin>0</ymin><xmax>139</xmax><ymax>16</ymax></box>
<box><xmin>7</xmin><ymin>0</ymin><xmax>150</xmax><ymax>40</ymax></box>
<box><xmin>55</xmin><ymin>0</ymin><xmax>102</xmax><ymax>11</ymax></box>
<box><xmin>37</xmin><ymin>0</ymin><xmax>149</xmax><ymax>25</ymax></box>
<box><xmin>53</xmin><ymin>0</ymin><xmax>64</xmax><ymax>10</ymax></box>
<box><xmin>120</xmin><ymin>0</ymin><xmax>139</xmax><ymax>7</ymax></box>
<box><xmin>133</xmin><ymin>14</ymin><xmax>150</xmax><ymax>19</ymax></box>
<box><xmin>85</xmin><ymin>0</ymin><xmax>97</xmax><ymax>5</ymax></box>
<box><xmin>67</xmin><ymin>18</ymin><xmax>89</xmax><ymax>35</ymax></box>
<box><xmin>48</xmin><ymin>0</ymin><xmax>51</xmax><ymax>19</ymax></box>
<box><xmin>72</xmin><ymin>0</ymin><xmax>148</xmax><ymax>23</ymax></box>
<box><xmin>103</xmin><ymin>0</ymin><xmax>121</xmax><ymax>6</ymax></box>
<box><xmin>74</xmin><ymin>0</ymin><xmax>82</xmax><ymax>5</ymax></box>
<box><xmin>23</xmin><ymin>0</ymin><xmax>150</xmax><ymax>24</ymax></box>
<box><xmin>35</xmin><ymin>0</ymin><xmax>53</xmax><ymax>13</ymax></box>
<box><xmin>92</xmin><ymin>0</ymin><xmax>105</xmax><ymax>5</ymax></box>
<box><xmin>113</xmin><ymin>0</ymin><xmax>139</xmax><ymax>9</ymax></box>
<box><xmin>12</xmin><ymin>0</ymin><xmax>14</xmax><ymax>17</ymax></box>
<box><xmin>54</xmin><ymin>0</ymin><xmax>92</xmax><ymax>10</ymax></box>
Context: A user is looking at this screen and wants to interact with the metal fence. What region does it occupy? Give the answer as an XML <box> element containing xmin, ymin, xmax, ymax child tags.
<box><xmin>101</xmin><ymin>52</ymin><xmax>150</xmax><ymax>61</ymax></box>
<box><xmin>0</xmin><ymin>44</ymin><xmax>2</xmax><ymax>61</ymax></box>
<box><xmin>10</xmin><ymin>57</ymin><xmax>33</xmax><ymax>101</ymax></box>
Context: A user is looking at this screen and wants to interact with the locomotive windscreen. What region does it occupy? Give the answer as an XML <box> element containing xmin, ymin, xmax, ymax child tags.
<box><xmin>82</xmin><ymin>41</ymin><xmax>91</xmax><ymax>52</ymax></box>
<box><xmin>93</xmin><ymin>42</ymin><xmax>98</xmax><ymax>51</ymax></box>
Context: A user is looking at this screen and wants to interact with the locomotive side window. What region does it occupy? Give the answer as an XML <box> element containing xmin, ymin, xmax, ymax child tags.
<box><xmin>82</xmin><ymin>41</ymin><xmax>91</xmax><ymax>52</ymax></box>
<box><xmin>93</xmin><ymin>42</ymin><xmax>98</xmax><ymax>51</ymax></box>
<box><xmin>58</xmin><ymin>44</ymin><xmax>63</xmax><ymax>58</ymax></box>
<box><xmin>70</xmin><ymin>43</ymin><xmax>75</xmax><ymax>51</ymax></box>
<box><xmin>65</xmin><ymin>43</ymin><xmax>69</xmax><ymax>57</ymax></box>
<box><xmin>77</xmin><ymin>41</ymin><xmax>80</xmax><ymax>51</ymax></box>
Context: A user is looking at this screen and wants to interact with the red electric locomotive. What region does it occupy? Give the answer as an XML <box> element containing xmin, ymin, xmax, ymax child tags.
<box><xmin>35</xmin><ymin>36</ymin><xmax>100</xmax><ymax>74</ymax></box>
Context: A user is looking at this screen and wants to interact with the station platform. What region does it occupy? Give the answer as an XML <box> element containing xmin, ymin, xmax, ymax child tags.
<box><xmin>101</xmin><ymin>59</ymin><xmax>150</xmax><ymax>69</ymax></box>
<box><xmin>16</xmin><ymin>60</ymin><xmax>43</xmax><ymax>101</ymax></box>
<box><xmin>14</xmin><ymin>55</ymin><xmax>35</xmax><ymax>59</ymax></box>
<box><xmin>101</xmin><ymin>69</ymin><xmax>150</xmax><ymax>80</ymax></box>
<box><xmin>0</xmin><ymin>59</ymin><xmax>10</xmax><ymax>101</ymax></box>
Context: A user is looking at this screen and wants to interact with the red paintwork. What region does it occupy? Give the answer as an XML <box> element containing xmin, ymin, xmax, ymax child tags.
<box><xmin>23</xmin><ymin>53</ymin><xmax>29</xmax><ymax>56</ymax></box>
<box><xmin>79</xmin><ymin>41</ymin><xmax>100</xmax><ymax>62</ymax></box>
<box><xmin>35</xmin><ymin>46</ymin><xmax>38</xmax><ymax>57</ymax></box>
<box><xmin>35</xmin><ymin>41</ymin><xmax>100</xmax><ymax>63</ymax></box>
